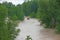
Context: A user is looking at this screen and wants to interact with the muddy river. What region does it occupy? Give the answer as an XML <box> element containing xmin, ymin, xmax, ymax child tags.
<box><xmin>15</xmin><ymin>17</ymin><xmax>60</xmax><ymax>40</ymax></box>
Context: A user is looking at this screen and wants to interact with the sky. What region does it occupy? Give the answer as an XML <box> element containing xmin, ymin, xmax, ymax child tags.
<box><xmin>0</xmin><ymin>0</ymin><xmax>24</xmax><ymax>5</ymax></box>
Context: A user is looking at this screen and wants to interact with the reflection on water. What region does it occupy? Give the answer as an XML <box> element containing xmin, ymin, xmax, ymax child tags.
<box><xmin>15</xmin><ymin>17</ymin><xmax>60</xmax><ymax>40</ymax></box>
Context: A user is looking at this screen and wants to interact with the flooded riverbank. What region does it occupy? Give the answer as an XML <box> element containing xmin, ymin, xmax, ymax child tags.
<box><xmin>15</xmin><ymin>17</ymin><xmax>60</xmax><ymax>40</ymax></box>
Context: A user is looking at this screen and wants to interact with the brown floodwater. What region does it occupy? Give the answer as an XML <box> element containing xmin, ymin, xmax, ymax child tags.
<box><xmin>15</xmin><ymin>17</ymin><xmax>60</xmax><ymax>40</ymax></box>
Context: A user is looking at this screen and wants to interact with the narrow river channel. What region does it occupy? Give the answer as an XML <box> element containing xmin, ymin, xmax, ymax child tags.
<box><xmin>15</xmin><ymin>17</ymin><xmax>60</xmax><ymax>40</ymax></box>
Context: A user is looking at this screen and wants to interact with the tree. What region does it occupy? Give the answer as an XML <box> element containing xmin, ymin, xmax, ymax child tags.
<box><xmin>16</xmin><ymin>4</ymin><xmax>24</xmax><ymax>20</ymax></box>
<box><xmin>0</xmin><ymin>4</ymin><xmax>11</xmax><ymax>40</ymax></box>
<box><xmin>0</xmin><ymin>2</ymin><xmax>23</xmax><ymax>40</ymax></box>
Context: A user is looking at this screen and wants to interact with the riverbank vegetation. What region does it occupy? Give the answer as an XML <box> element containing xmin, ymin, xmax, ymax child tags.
<box><xmin>22</xmin><ymin>0</ymin><xmax>60</xmax><ymax>33</ymax></box>
<box><xmin>0</xmin><ymin>0</ymin><xmax>60</xmax><ymax>40</ymax></box>
<box><xmin>0</xmin><ymin>2</ymin><xmax>24</xmax><ymax>40</ymax></box>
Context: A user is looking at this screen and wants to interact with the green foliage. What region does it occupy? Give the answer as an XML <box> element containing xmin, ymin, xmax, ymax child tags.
<box><xmin>7</xmin><ymin>20</ymin><xmax>20</xmax><ymax>39</ymax></box>
<box><xmin>30</xmin><ymin>12</ymin><xmax>36</xmax><ymax>18</ymax></box>
<box><xmin>28</xmin><ymin>0</ymin><xmax>60</xmax><ymax>33</ymax></box>
<box><xmin>0</xmin><ymin>2</ymin><xmax>24</xmax><ymax>40</ymax></box>
<box><xmin>25</xmin><ymin>35</ymin><xmax>32</xmax><ymax>40</ymax></box>
<box><xmin>35</xmin><ymin>0</ymin><xmax>60</xmax><ymax>33</ymax></box>
<box><xmin>36</xmin><ymin>8</ymin><xmax>40</xmax><ymax>19</ymax></box>
<box><xmin>16</xmin><ymin>5</ymin><xmax>24</xmax><ymax>20</ymax></box>
<box><xmin>55</xmin><ymin>23</ymin><xmax>60</xmax><ymax>33</ymax></box>
<box><xmin>10</xmin><ymin>15</ymin><xmax>18</xmax><ymax>21</ymax></box>
<box><xmin>0</xmin><ymin>4</ymin><xmax>11</xmax><ymax>40</ymax></box>
<box><xmin>22</xmin><ymin>1</ymin><xmax>38</xmax><ymax>16</ymax></box>
<box><xmin>0</xmin><ymin>0</ymin><xmax>60</xmax><ymax>40</ymax></box>
<box><xmin>2</xmin><ymin>2</ymin><xmax>24</xmax><ymax>21</ymax></box>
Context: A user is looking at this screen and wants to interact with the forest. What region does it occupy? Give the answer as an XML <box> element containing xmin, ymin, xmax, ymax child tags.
<box><xmin>0</xmin><ymin>0</ymin><xmax>60</xmax><ymax>40</ymax></box>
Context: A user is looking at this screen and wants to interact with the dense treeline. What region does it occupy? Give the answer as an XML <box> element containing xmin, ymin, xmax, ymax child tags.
<box><xmin>2</xmin><ymin>2</ymin><xmax>24</xmax><ymax>21</ymax></box>
<box><xmin>0</xmin><ymin>0</ymin><xmax>60</xmax><ymax>40</ymax></box>
<box><xmin>22</xmin><ymin>0</ymin><xmax>38</xmax><ymax>16</ymax></box>
<box><xmin>22</xmin><ymin>0</ymin><xmax>60</xmax><ymax>33</ymax></box>
<box><xmin>37</xmin><ymin>0</ymin><xmax>60</xmax><ymax>33</ymax></box>
<box><xmin>0</xmin><ymin>2</ymin><xmax>24</xmax><ymax>40</ymax></box>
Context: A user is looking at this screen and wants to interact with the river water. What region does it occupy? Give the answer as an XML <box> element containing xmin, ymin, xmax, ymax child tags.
<box><xmin>15</xmin><ymin>17</ymin><xmax>60</xmax><ymax>40</ymax></box>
